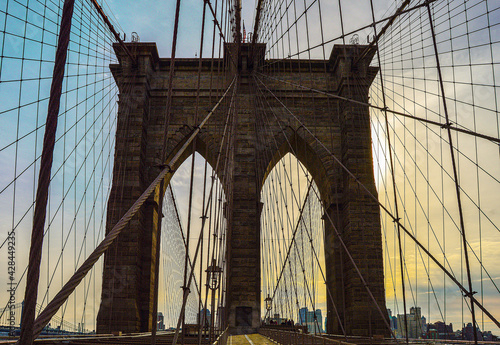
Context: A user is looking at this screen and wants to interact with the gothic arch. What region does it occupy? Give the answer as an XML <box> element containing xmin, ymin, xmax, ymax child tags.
<box><xmin>259</xmin><ymin>126</ymin><xmax>338</xmax><ymax>208</ymax></box>
<box><xmin>162</xmin><ymin>126</ymin><xmax>226</xmax><ymax>187</ymax></box>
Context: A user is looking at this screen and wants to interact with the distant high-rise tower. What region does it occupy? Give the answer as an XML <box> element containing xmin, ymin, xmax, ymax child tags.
<box><xmin>299</xmin><ymin>307</ymin><xmax>323</xmax><ymax>333</ymax></box>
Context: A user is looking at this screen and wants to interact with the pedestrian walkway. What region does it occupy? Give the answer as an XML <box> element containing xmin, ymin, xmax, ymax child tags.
<box><xmin>229</xmin><ymin>334</ymin><xmax>275</xmax><ymax>345</ymax></box>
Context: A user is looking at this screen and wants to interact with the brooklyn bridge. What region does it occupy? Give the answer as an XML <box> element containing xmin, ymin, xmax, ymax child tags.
<box><xmin>0</xmin><ymin>0</ymin><xmax>499</xmax><ymax>344</ymax></box>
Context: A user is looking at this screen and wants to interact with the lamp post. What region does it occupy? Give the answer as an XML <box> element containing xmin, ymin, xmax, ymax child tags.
<box><xmin>265</xmin><ymin>295</ymin><xmax>272</xmax><ymax>324</ymax></box>
<box><xmin>206</xmin><ymin>259</ymin><xmax>222</xmax><ymax>342</ymax></box>
<box><xmin>206</xmin><ymin>259</ymin><xmax>222</xmax><ymax>291</ymax></box>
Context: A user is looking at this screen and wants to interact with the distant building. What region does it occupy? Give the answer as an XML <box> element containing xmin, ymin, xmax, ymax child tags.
<box><xmin>387</xmin><ymin>309</ymin><xmax>397</xmax><ymax>331</ymax></box>
<box><xmin>396</xmin><ymin>307</ymin><xmax>423</xmax><ymax>339</ymax></box>
<box><xmin>157</xmin><ymin>312</ymin><xmax>165</xmax><ymax>331</ymax></box>
<box><xmin>299</xmin><ymin>308</ymin><xmax>306</xmax><ymax>325</ymax></box>
<box><xmin>421</xmin><ymin>316</ymin><xmax>426</xmax><ymax>333</ymax></box>
<box><xmin>197</xmin><ymin>308</ymin><xmax>211</xmax><ymax>328</ymax></box>
<box><xmin>482</xmin><ymin>331</ymin><xmax>498</xmax><ymax>341</ymax></box>
<box><xmin>315</xmin><ymin>309</ymin><xmax>323</xmax><ymax>333</ymax></box>
<box><xmin>426</xmin><ymin>321</ymin><xmax>454</xmax><ymax>340</ymax></box>
<box><xmin>299</xmin><ymin>307</ymin><xmax>323</xmax><ymax>333</ymax></box>
<box><xmin>462</xmin><ymin>323</ymin><xmax>483</xmax><ymax>341</ymax></box>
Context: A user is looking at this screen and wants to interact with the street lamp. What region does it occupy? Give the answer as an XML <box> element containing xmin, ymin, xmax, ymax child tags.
<box><xmin>206</xmin><ymin>259</ymin><xmax>222</xmax><ymax>343</ymax></box>
<box><xmin>264</xmin><ymin>295</ymin><xmax>272</xmax><ymax>325</ymax></box>
<box><xmin>265</xmin><ymin>295</ymin><xmax>272</xmax><ymax>311</ymax></box>
<box><xmin>206</xmin><ymin>259</ymin><xmax>223</xmax><ymax>290</ymax></box>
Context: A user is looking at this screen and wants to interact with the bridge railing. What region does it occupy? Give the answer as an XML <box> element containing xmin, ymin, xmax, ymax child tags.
<box><xmin>259</xmin><ymin>328</ymin><xmax>356</xmax><ymax>345</ymax></box>
<box><xmin>261</xmin><ymin>330</ymin><xmax>500</xmax><ymax>345</ymax></box>
<box><xmin>260</xmin><ymin>325</ymin><xmax>309</xmax><ymax>333</ymax></box>
<box><xmin>212</xmin><ymin>327</ymin><xmax>229</xmax><ymax>345</ymax></box>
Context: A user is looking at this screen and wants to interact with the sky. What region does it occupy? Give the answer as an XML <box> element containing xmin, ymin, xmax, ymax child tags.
<box><xmin>104</xmin><ymin>0</ymin><xmax>255</xmax><ymax>58</ymax></box>
<box><xmin>0</xmin><ymin>0</ymin><xmax>499</xmax><ymax>337</ymax></box>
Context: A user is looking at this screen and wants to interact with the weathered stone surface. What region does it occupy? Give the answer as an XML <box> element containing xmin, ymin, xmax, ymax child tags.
<box><xmin>97</xmin><ymin>42</ymin><xmax>388</xmax><ymax>337</ymax></box>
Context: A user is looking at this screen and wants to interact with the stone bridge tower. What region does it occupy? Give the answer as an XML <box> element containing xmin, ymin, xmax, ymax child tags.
<box><xmin>96</xmin><ymin>41</ymin><xmax>389</xmax><ymax>337</ymax></box>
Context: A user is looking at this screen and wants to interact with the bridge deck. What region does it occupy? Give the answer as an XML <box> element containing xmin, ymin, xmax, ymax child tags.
<box><xmin>0</xmin><ymin>333</ymin><xmax>270</xmax><ymax>345</ymax></box>
<box><xmin>230</xmin><ymin>334</ymin><xmax>274</xmax><ymax>345</ymax></box>
<box><xmin>2</xmin><ymin>333</ymin><xmax>489</xmax><ymax>345</ymax></box>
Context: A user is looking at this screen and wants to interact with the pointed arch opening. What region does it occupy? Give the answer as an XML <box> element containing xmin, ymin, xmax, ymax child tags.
<box><xmin>260</xmin><ymin>152</ymin><xmax>327</xmax><ymax>334</ymax></box>
<box><xmin>259</xmin><ymin>129</ymin><xmax>336</xmax><ymax>208</ymax></box>
<box><xmin>157</xmin><ymin>152</ymin><xmax>227</xmax><ymax>332</ymax></box>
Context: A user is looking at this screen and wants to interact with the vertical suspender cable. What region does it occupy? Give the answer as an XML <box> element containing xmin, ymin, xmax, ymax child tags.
<box><xmin>161</xmin><ymin>0</ymin><xmax>183</xmax><ymax>163</ymax></box>
<box><xmin>425</xmin><ymin>3</ymin><xmax>478</xmax><ymax>344</ymax></box>
<box><xmin>18</xmin><ymin>0</ymin><xmax>75</xmax><ymax>343</ymax></box>
<box><xmin>368</xmin><ymin>0</ymin><xmax>408</xmax><ymax>342</ymax></box>
<box><xmin>190</xmin><ymin>3</ymin><xmax>208</xmax><ymax>343</ymax></box>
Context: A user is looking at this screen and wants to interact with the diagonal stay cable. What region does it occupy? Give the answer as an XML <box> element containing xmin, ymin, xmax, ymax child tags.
<box><xmin>19</xmin><ymin>0</ymin><xmax>77</xmax><ymax>341</ymax></box>
<box><xmin>29</xmin><ymin>76</ymin><xmax>236</xmax><ymax>340</ymax></box>
<box><xmin>88</xmin><ymin>0</ymin><xmax>136</xmax><ymax>65</ymax></box>
<box><xmin>353</xmin><ymin>0</ymin><xmax>411</xmax><ymax>66</ymax></box>
<box><xmin>257</xmin><ymin>73</ymin><xmax>500</xmax><ymax>144</ymax></box>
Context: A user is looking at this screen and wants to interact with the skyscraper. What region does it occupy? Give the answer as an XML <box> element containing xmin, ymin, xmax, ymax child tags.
<box><xmin>298</xmin><ymin>307</ymin><xmax>323</xmax><ymax>333</ymax></box>
<box><xmin>197</xmin><ymin>308</ymin><xmax>211</xmax><ymax>328</ymax></box>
